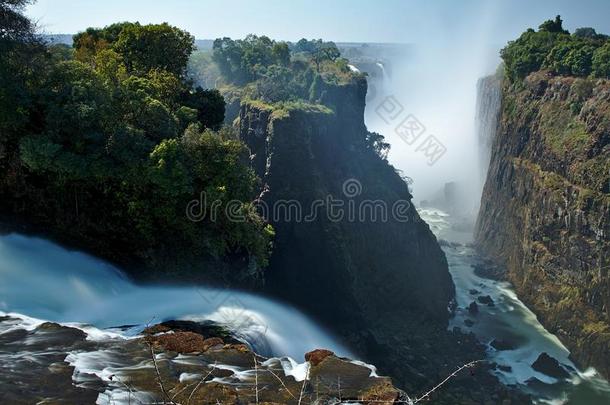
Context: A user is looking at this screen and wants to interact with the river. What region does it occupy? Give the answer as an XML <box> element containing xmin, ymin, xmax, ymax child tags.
<box><xmin>419</xmin><ymin>207</ymin><xmax>610</xmax><ymax>405</ymax></box>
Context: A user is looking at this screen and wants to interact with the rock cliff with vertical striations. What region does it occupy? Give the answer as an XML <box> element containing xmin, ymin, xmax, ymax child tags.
<box><xmin>476</xmin><ymin>70</ymin><xmax>610</xmax><ymax>378</ymax></box>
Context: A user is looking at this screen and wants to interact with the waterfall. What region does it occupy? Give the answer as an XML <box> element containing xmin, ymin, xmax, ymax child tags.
<box><xmin>376</xmin><ymin>61</ymin><xmax>389</xmax><ymax>80</ymax></box>
<box><xmin>0</xmin><ymin>233</ymin><xmax>351</xmax><ymax>360</ymax></box>
<box><xmin>475</xmin><ymin>72</ymin><xmax>502</xmax><ymax>191</ymax></box>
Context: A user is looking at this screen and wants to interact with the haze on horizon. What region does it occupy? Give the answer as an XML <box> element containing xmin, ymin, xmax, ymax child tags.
<box><xmin>27</xmin><ymin>0</ymin><xmax>610</xmax><ymax>45</ymax></box>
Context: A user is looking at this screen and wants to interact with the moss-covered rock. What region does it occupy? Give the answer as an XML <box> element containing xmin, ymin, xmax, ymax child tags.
<box><xmin>476</xmin><ymin>72</ymin><xmax>610</xmax><ymax>378</ymax></box>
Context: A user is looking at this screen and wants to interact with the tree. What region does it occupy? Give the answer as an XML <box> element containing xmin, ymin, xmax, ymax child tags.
<box><xmin>0</xmin><ymin>0</ymin><xmax>37</xmax><ymax>43</ymax></box>
<box><xmin>592</xmin><ymin>41</ymin><xmax>610</xmax><ymax>78</ymax></box>
<box><xmin>181</xmin><ymin>88</ymin><xmax>225</xmax><ymax>130</ymax></box>
<box><xmin>73</xmin><ymin>22</ymin><xmax>135</xmax><ymax>64</ymax></box>
<box><xmin>0</xmin><ymin>0</ymin><xmax>44</xmax><ymax>138</ymax></box>
<box><xmin>539</xmin><ymin>15</ymin><xmax>569</xmax><ymax>34</ymax></box>
<box><xmin>574</xmin><ymin>27</ymin><xmax>598</xmax><ymax>39</ymax></box>
<box><xmin>113</xmin><ymin>23</ymin><xmax>195</xmax><ymax>76</ymax></box>
<box><xmin>272</xmin><ymin>42</ymin><xmax>290</xmax><ymax>66</ymax></box>
<box><xmin>500</xmin><ymin>17</ymin><xmax>577</xmax><ymax>81</ymax></box>
<box><xmin>212</xmin><ymin>36</ymin><xmax>295</xmax><ymax>84</ymax></box>
<box><xmin>544</xmin><ymin>40</ymin><xmax>595</xmax><ymax>76</ymax></box>
<box><xmin>365</xmin><ymin>131</ymin><xmax>390</xmax><ymax>160</ymax></box>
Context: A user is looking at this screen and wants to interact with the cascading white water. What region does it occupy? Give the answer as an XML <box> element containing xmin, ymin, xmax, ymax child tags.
<box><xmin>475</xmin><ymin>73</ymin><xmax>502</xmax><ymax>195</ymax></box>
<box><xmin>0</xmin><ymin>233</ymin><xmax>351</xmax><ymax>360</ymax></box>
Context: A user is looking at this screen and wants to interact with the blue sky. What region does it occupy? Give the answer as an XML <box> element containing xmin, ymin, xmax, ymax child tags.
<box><xmin>27</xmin><ymin>0</ymin><xmax>610</xmax><ymax>44</ymax></box>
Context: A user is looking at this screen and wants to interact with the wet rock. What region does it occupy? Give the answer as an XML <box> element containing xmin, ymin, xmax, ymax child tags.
<box><xmin>497</xmin><ymin>365</ymin><xmax>513</xmax><ymax>373</ymax></box>
<box><xmin>477</xmin><ymin>295</ymin><xmax>495</xmax><ymax>307</ymax></box>
<box><xmin>464</xmin><ymin>319</ymin><xmax>475</xmax><ymax>327</ymax></box>
<box><xmin>490</xmin><ymin>339</ymin><xmax>516</xmax><ymax>351</ymax></box>
<box><xmin>531</xmin><ymin>353</ymin><xmax>569</xmax><ymax>379</ymax></box>
<box><xmin>305</xmin><ymin>348</ymin><xmax>335</xmax><ymax>366</ymax></box>
<box><xmin>144</xmin><ymin>320</ymin><xmax>237</xmax><ymax>342</ymax></box>
<box><xmin>471</xmin><ymin>263</ymin><xmax>506</xmax><ymax>281</ymax></box>
<box><xmin>469</xmin><ymin>289</ymin><xmax>480</xmax><ymax>295</ymax></box>
<box><xmin>468</xmin><ymin>301</ymin><xmax>479</xmax><ymax>315</ymax></box>
<box><xmin>308</xmin><ymin>354</ymin><xmax>400</xmax><ymax>404</ymax></box>
<box><xmin>146</xmin><ymin>331</ymin><xmax>222</xmax><ymax>354</ymax></box>
<box><xmin>142</xmin><ymin>324</ymin><xmax>171</xmax><ymax>335</ymax></box>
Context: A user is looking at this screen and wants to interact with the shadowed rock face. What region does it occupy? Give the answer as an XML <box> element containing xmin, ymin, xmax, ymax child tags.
<box><xmin>239</xmin><ymin>78</ymin><xmax>454</xmax><ymax>332</ymax></box>
<box><xmin>0</xmin><ymin>318</ymin><xmax>101</xmax><ymax>404</ymax></box>
<box><xmin>532</xmin><ymin>353</ymin><xmax>570</xmax><ymax>379</ymax></box>
<box><xmin>237</xmin><ymin>77</ymin><xmax>531</xmax><ymax>404</ymax></box>
<box><xmin>476</xmin><ymin>71</ymin><xmax>610</xmax><ymax>378</ymax></box>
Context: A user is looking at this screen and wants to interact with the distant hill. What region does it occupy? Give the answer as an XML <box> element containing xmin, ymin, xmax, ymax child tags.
<box><xmin>42</xmin><ymin>34</ymin><xmax>73</xmax><ymax>45</ymax></box>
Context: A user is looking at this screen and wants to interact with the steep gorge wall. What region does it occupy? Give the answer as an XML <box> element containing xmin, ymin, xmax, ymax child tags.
<box><xmin>238</xmin><ymin>77</ymin><xmax>460</xmax><ymax>387</ymax></box>
<box><xmin>476</xmin><ymin>71</ymin><xmax>610</xmax><ymax>378</ymax></box>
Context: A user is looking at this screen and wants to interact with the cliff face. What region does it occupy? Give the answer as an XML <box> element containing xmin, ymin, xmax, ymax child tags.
<box><xmin>476</xmin><ymin>71</ymin><xmax>610</xmax><ymax>378</ymax></box>
<box><xmin>235</xmin><ymin>77</ymin><xmax>519</xmax><ymax>403</ymax></box>
<box><xmin>239</xmin><ymin>77</ymin><xmax>453</xmax><ymax>330</ymax></box>
<box><xmin>237</xmin><ymin>79</ymin><xmax>530</xmax><ymax>403</ymax></box>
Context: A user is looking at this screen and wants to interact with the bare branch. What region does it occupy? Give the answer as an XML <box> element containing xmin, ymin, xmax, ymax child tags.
<box><xmin>413</xmin><ymin>360</ymin><xmax>484</xmax><ymax>403</ymax></box>
<box><xmin>186</xmin><ymin>362</ymin><xmax>218</xmax><ymax>405</ymax></box>
<box><xmin>297</xmin><ymin>363</ymin><xmax>310</xmax><ymax>405</ymax></box>
<box><xmin>146</xmin><ymin>341</ymin><xmax>176</xmax><ymax>404</ymax></box>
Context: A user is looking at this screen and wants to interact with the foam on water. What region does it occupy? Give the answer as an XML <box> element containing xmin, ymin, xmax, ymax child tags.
<box><xmin>418</xmin><ymin>207</ymin><xmax>610</xmax><ymax>404</ymax></box>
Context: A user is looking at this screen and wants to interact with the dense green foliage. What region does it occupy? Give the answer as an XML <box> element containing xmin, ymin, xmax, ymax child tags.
<box><xmin>0</xmin><ymin>0</ymin><xmax>44</xmax><ymax>144</ymax></box>
<box><xmin>211</xmin><ymin>36</ymin><xmax>353</xmax><ymax>103</ymax></box>
<box><xmin>0</xmin><ymin>7</ymin><xmax>273</xmax><ymax>271</ymax></box>
<box><xmin>501</xmin><ymin>16</ymin><xmax>610</xmax><ymax>81</ymax></box>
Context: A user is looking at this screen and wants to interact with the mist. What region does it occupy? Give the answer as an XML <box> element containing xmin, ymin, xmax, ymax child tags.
<box><xmin>364</xmin><ymin>3</ymin><xmax>502</xmax><ymax>219</ymax></box>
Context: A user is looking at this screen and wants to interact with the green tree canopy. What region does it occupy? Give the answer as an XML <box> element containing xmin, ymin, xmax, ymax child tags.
<box><xmin>501</xmin><ymin>16</ymin><xmax>610</xmax><ymax>81</ymax></box>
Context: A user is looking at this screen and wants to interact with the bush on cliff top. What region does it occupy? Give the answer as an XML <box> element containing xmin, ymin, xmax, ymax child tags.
<box><xmin>211</xmin><ymin>35</ymin><xmax>358</xmax><ymax>104</ymax></box>
<box><xmin>502</xmin><ymin>15</ymin><xmax>610</xmax><ymax>81</ymax></box>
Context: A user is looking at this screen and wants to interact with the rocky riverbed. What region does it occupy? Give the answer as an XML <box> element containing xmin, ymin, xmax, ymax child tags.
<box><xmin>0</xmin><ymin>315</ymin><xmax>407</xmax><ymax>404</ymax></box>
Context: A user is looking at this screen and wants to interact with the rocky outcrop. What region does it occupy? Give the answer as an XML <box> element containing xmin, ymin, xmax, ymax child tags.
<box><xmin>0</xmin><ymin>316</ymin><xmax>406</xmax><ymax>405</ymax></box>
<box><xmin>239</xmin><ymin>75</ymin><xmax>452</xmax><ymax>365</ymax></box>
<box><xmin>531</xmin><ymin>353</ymin><xmax>570</xmax><ymax>379</ymax></box>
<box><xmin>476</xmin><ymin>71</ymin><xmax>610</xmax><ymax>378</ymax></box>
<box><xmin>240</xmin><ymin>77</ymin><xmax>453</xmax><ymax>331</ymax></box>
<box><xmin>238</xmin><ymin>77</ymin><xmax>530</xmax><ymax>403</ymax></box>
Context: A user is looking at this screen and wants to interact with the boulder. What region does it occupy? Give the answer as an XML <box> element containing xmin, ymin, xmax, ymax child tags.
<box><xmin>305</xmin><ymin>348</ymin><xmax>335</xmax><ymax>366</ymax></box>
<box><xmin>531</xmin><ymin>353</ymin><xmax>569</xmax><ymax>379</ymax></box>
<box><xmin>146</xmin><ymin>331</ymin><xmax>209</xmax><ymax>354</ymax></box>
<box><xmin>468</xmin><ymin>301</ymin><xmax>479</xmax><ymax>315</ymax></box>
<box><xmin>490</xmin><ymin>339</ymin><xmax>516</xmax><ymax>351</ymax></box>
<box><xmin>477</xmin><ymin>295</ymin><xmax>495</xmax><ymax>306</ymax></box>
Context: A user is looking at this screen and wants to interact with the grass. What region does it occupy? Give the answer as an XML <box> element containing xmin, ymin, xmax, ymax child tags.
<box><xmin>242</xmin><ymin>98</ymin><xmax>334</xmax><ymax>120</ymax></box>
<box><xmin>538</xmin><ymin>100</ymin><xmax>590</xmax><ymax>155</ymax></box>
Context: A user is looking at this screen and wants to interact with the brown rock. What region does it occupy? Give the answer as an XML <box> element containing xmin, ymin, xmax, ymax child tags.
<box><xmin>146</xmin><ymin>331</ymin><xmax>207</xmax><ymax>354</ymax></box>
<box><xmin>142</xmin><ymin>324</ymin><xmax>171</xmax><ymax>335</ymax></box>
<box><xmin>305</xmin><ymin>349</ymin><xmax>335</xmax><ymax>366</ymax></box>
<box><xmin>222</xmin><ymin>343</ymin><xmax>250</xmax><ymax>353</ymax></box>
<box><xmin>202</xmin><ymin>337</ymin><xmax>224</xmax><ymax>350</ymax></box>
